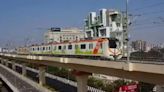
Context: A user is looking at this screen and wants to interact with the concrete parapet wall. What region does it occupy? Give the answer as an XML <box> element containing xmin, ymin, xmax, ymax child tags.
<box><xmin>0</xmin><ymin>63</ymin><xmax>52</xmax><ymax>92</ymax></box>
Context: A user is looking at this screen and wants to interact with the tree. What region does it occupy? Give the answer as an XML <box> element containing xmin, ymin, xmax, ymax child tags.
<box><xmin>138</xmin><ymin>82</ymin><xmax>155</xmax><ymax>92</ymax></box>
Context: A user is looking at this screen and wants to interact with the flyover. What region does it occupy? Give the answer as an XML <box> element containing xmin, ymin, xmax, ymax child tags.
<box><xmin>0</xmin><ymin>53</ymin><xmax>164</xmax><ymax>92</ymax></box>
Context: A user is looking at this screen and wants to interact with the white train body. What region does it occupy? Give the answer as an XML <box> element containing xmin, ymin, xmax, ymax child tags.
<box><xmin>30</xmin><ymin>38</ymin><xmax>122</xmax><ymax>60</ymax></box>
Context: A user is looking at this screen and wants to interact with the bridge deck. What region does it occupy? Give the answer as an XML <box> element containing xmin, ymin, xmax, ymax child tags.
<box><xmin>1</xmin><ymin>53</ymin><xmax>164</xmax><ymax>85</ymax></box>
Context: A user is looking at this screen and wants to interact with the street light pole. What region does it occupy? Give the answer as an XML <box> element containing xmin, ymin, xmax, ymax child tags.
<box><xmin>126</xmin><ymin>0</ymin><xmax>130</xmax><ymax>62</ymax></box>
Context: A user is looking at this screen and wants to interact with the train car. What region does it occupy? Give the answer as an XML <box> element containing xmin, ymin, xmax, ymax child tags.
<box><xmin>16</xmin><ymin>47</ymin><xmax>30</xmax><ymax>54</ymax></box>
<box><xmin>30</xmin><ymin>38</ymin><xmax>122</xmax><ymax>60</ymax></box>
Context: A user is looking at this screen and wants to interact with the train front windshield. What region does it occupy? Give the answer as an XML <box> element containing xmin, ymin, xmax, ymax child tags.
<box><xmin>108</xmin><ymin>39</ymin><xmax>117</xmax><ymax>48</ymax></box>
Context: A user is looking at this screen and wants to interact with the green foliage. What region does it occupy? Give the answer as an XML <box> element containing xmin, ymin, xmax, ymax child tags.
<box><xmin>46</xmin><ymin>66</ymin><xmax>76</xmax><ymax>81</ymax></box>
<box><xmin>103</xmin><ymin>84</ymin><xmax>114</xmax><ymax>92</ymax></box>
<box><xmin>112</xmin><ymin>79</ymin><xmax>129</xmax><ymax>91</ymax></box>
<box><xmin>46</xmin><ymin>67</ymin><xmax>133</xmax><ymax>92</ymax></box>
<box><xmin>88</xmin><ymin>77</ymin><xmax>130</xmax><ymax>92</ymax></box>
<box><xmin>88</xmin><ymin>77</ymin><xmax>105</xmax><ymax>90</ymax></box>
<box><xmin>131</xmin><ymin>48</ymin><xmax>164</xmax><ymax>60</ymax></box>
<box><xmin>138</xmin><ymin>82</ymin><xmax>155</xmax><ymax>92</ymax></box>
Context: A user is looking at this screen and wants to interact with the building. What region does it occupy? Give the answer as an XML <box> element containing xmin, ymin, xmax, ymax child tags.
<box><xmin>161</xmin><ymin>43</ymin><xmax>164</xmax><ymax>48</ymax></box>
<box><xmin>44</xmin><ymin>27</ymin><xmax>85</xmax><ymax>43</ymax></box>
<box><xmin>0</xmin><ymin>48</ymin><xmax>8</xmax><ymax>53</ymax></box>
<box><xmin>84</xmin><ymin>9</ymin><xmax>127</xmax><ymax>56</ymax></box>
<box><xmin>131</xmin><ymin>40</ymin><xmax>147</xmax><ymax>52</ymax></box>
<box><xmin>84</xmin><ymin>9</ymin><xmax>124</xmax><ymax>39</ymax></box>
<box><xmin>16</xmin><ymin>47</ymin><xmax>29</xmax><ymax>54</ymax></box>
<box><xmin>84</xmin><ymin>9</ymin><xmax>129</xmax><ymax>82</ymax></box>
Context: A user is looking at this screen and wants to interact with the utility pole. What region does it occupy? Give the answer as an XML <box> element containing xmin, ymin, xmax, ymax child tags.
<box><xmin>126</xmin><ymin>0</ymin><xmax>130</xmax><ymax>62</ymax></box>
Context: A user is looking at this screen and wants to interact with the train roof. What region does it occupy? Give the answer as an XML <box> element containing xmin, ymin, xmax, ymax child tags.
<box><xmin>30</xmin><ymin>38</ymin><xmax>108</xmax><ymax>47</ymax></box>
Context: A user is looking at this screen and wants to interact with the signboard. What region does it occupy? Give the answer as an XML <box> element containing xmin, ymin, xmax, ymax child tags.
<box><xmin>119</xmin><ymin>84</ymin><xmax>138</xmax><ymax>92</ymax></box>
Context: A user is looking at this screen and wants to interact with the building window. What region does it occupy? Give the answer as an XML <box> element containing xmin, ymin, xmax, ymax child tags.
<box><xmin>76</xmin><ymin>36</ymin><xmax>78</xmax><ymax>40</ymax></box>
<box><xmin>86</xmin><ymin>31</ymin><xmax>91</xmax><ymax>38</ymax></box>
<box><xmin>58</xmin><ymin>46</ymin><xmax>61</xmax><ymax>50</ymax></box>
<box><xmin>68</xmin><ymin>45</ymin><xmax>72</xmax><ymax>50</ymax></box>
<box><xmin>100</xmin><ymin>29</ymin><xmax>106</xmax><ymax>36</ymax></box>
<box><xmin>89</xmin><ymin>43</ymin><xmax>93</xmax><ymax>49</ymax></box>
<box><xmin>49</xmin><ymin>46</ymin><xmax>51</xmax><ymax>50</ymax></box>
<box><xmin>32</xmin><ymin>48</ymin><xmax>35</xmax><ymax>51</ymax></box>
<box><xmin>37</xmin><ymin>47</ymin><xmax>40</xmax><ymax>51</ymax></box>
<box><xmin>81</xmin><ymin>44</ymin><xmax>86</xmax><ymax>49</ymax></box>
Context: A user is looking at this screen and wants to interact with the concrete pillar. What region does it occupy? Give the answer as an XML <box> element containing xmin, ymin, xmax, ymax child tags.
<box><xmin>154</xmin><ymin>85</ymin><xmax>164</xmax><ymax>92</ymax></box>
<box><xmin>73</xmin><ymin>70</ymin><xmax>90</xmax><ymax>92</ymax></box>
<box><xmin>2</xmin><ymin>59</ymin><xmax>5</xmax><ymax>65</ymax></box>
<box><xmin>1</xmin><ymin>59</ymin><xmax>4</xmax><ymax>65</ymax></box>
<box><xmin>39</xmin><ymin>65</ymin><xmax>46</xmax><ymax>86</ymax></box>
<box><xmin>4</xmin><ymin>60</ymin><xmax>8</xmax><ymax>67</ymax></box>
<box><xmin>0</xmin><ymin>58</ymin><xmax>2</xmax><ymax>64</ymax></box>
<box><xmin>0</xmin><ymin>80</ymin><xmax>2</xmax><ymax>90</ymax></box>
<box><xmin>0</xmin><ymin>59</ymin><xmax>3</xmax><ymax>64</ymax></box>
<box><xmin>11</xmin><ymin>62</ymin><xmax>16</xmax><ymax>71</ymax></box>
<box><xmin>3</xmin><ymin>60</ymin><xmax>6</xmax><ymax>65</ymax></box>
<box><xmin>22</xmin><ymin>63</ymin><xmax>27</xmax><ymax>76</ymax></box>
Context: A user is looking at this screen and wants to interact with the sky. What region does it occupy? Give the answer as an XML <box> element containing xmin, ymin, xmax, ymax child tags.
<box><xmin>0</xmin><ymin>0</ymin><xmax>164</xmax><ymax>48</ymax></box>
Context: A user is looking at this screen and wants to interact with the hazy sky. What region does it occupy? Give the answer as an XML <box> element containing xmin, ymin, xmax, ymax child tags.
<box><xmin>0</xmin><ymin>0</ymin><xmax>164</xmax><ymax>47</ymax></box>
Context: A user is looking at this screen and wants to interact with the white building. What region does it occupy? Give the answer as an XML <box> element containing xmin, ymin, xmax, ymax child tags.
<box><xmin>84</xmin><ymin>9</ymin><xmax>123</xmax><ymax>38</ymax></box>
<box><xmin>131</xmin><ymin>40</ymin><xmax>147</xmax><ymax>52</ymax></box>
<box><xmin>84</xmin><ymin>9</ymin><xmax>127</xmax><ymax>57</ymax></box>
<box><xmin>44</xmin><ymin>28</ymin><xmax>85</xmax><ymax>43</ymax></box>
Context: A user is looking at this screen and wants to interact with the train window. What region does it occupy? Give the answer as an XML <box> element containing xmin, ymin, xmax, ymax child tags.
<box><xmin>109</xmin><ymin>40</ymin><xmax>117</xmax><ymax>48</ymax></box>
<box><xmin>89</xmin><ymin>43</ymin><xmax>93</xmax><ymax>49</ymax></box>
<box><xmin>68</xmin><ymin>45</ymin><xmax>72</xmax><ymax>50</ymax></box>
<box><xmin>58</xmin><ymin>46</ymin><xmax>61</xmax><ymax>50</ymax></box>
<box><xmin>81</xmin><ymin>44</ymin><xmax>86</xmax><ymax>49</ymax></box>
<box><xmin>43</xmin><ymin>47</ymin><xmax>45</xmax><ymax>51</ymax></box>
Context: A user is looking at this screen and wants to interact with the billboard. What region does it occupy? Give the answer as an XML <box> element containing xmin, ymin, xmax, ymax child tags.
<box><xmin>119</xmin><ymin>84</ymin><xmax>138</xmax><ymax>92</ymax></box>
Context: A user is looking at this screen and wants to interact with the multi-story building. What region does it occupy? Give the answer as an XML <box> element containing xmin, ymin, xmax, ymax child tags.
<box><xmin>84</xmin><ymin>9</ymin><xmax>127</xmax><ymax>57</ymax></box>
<box><xmin>84</xmin><ymin>9</ymin><xmax>123</xmax><ymax>38</ymax></box>
<box><xmin>16</xmin><ymin>47</ymin><xmax>29</xmax><ymax>54</ymax></box>
<box><xmin>84</xmin><ymin>9</ymin><xmax>129</xmax><ymax>81</ymax></box>
<box><xmin>131</xmin><ymin>40</ymin><xmax>147</xmax><ymax>52</ymax></box>
<box><xmin>44</xmin><ymin>27</ymin><xmax>85</xmax><ymax>43</ymax></box>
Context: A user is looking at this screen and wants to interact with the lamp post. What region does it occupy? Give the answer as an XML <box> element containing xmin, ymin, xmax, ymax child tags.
<box><xmin>126</xmin><ymin>0</ymin><xmax>130</xmax><ymax>62</ymax></box>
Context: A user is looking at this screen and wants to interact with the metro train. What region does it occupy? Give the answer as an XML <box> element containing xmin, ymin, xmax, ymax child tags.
<box><xmin>29</xmin><ymin>38</ymin><xmax>123</xmax><ymax>60</ymax></box>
